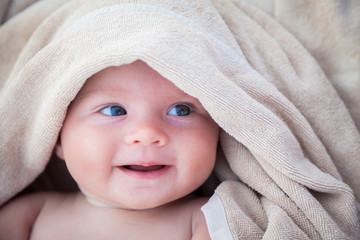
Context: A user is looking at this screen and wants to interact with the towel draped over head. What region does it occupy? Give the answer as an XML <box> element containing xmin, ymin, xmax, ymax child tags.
<box><xmin>1</xmin><ymin>0</ymin><xmax>359</xmax><ymax>239</ymax></box>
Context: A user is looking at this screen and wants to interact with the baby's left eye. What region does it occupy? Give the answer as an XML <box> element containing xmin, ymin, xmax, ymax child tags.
<box><xmin>168</xmin><ymin>104</ymin><xmax>192</xmax><ymax>116</ymax></box>
<box><xmin>100</xmin><ymin>105</ymin><xmax>127</xmax><ymax>116</ymax></box>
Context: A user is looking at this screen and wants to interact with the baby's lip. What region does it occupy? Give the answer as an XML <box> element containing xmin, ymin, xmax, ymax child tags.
<box><xmin>116</xmin><ymin>163</ymin><xmax>170</xmax><ymax>178</ymax></box>
<box><xmin>122</xmin><ymin>165</ymin><xmax>166</xmax><ymax>172</ymax></box>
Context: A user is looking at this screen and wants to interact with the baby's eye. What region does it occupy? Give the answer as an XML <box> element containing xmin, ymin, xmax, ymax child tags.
<box><xmin>100</xmin><ymin>105</ymin><xmax>127</xmax><ymax>116</ymax></box>
<box><xmin>168</xmin><ymin>104</ymin><xmax>192</xmax><ymax>116</ymax></box>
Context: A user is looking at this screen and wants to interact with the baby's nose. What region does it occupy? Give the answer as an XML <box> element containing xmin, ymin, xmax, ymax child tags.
<box><xmin>124</xmin><ymin>123</ymin><xmax>169</xmax><ymax>147</ymax></box>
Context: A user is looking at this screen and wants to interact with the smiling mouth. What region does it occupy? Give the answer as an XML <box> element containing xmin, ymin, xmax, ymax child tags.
<box><xmin>117</xmin><ymin>164</ymin><xmax>170</xmax><ymax>178</ymax></box>
<box><xmin>122</xmin><ymin>165</ymin><xmax>166</xmax><ymax>172</ymax></box>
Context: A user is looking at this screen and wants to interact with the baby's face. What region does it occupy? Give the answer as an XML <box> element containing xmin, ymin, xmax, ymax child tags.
<box><xmin>56</xmin><ymin>61</ymin><xmax>219</xmax><ymax>209</ymax></box>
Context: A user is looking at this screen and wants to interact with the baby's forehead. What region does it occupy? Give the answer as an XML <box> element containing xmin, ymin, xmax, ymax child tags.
<box><xmin>74</xmin><ymin>61</ymin><xmax>197</xmax><ymax>102</ymax></box>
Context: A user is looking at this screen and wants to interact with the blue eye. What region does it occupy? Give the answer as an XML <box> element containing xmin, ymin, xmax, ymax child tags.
<box><xmin>168</xmin><ymin>104</ymin><xmax>192</xmax><ymax>116</ymax></box>
<box><xmin>100</xmin><ymin>105</ymin><xmax>127</xmax><ymax>116</ymax></box>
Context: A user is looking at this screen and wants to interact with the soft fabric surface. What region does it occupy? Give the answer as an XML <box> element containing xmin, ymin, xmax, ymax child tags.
<box><xmin>1</xmin><ymin>0</ymin><xmax>359</xmax><ymax>239</ymax></box>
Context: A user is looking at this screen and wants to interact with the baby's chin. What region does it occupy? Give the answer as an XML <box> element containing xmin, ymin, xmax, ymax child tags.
<box><xmin>114</xmin><ymin>197</ymin><xmax>180</xmax><ymax>211</ymax></box>
<box><xmin>82</xmin><ymin>192</ymin><xmax>179</xmax><ymax>210</ymax></box>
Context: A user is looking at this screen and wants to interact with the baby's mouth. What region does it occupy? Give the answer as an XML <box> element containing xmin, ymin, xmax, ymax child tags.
<box><xmin>118</xmin><ymin>164</ymin><xmax>170</xmax><ymax>178</ymax></box>
<box><xmin>122</xmin><ymin>165</ymin><xmax>166</xmax><ymax>172</ymax></box>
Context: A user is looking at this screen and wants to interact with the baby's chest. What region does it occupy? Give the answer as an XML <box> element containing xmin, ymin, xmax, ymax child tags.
<box><xmin>30</xmin><ymin>210</ymin><xmax>192</xmax><ymax>240</ymax></box>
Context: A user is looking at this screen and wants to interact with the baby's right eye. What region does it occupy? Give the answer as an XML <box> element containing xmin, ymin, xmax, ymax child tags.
<box><xmin>168</xmin><ymin>104</ymin><xmax>192</xmax><ymax>116</ymax></box>
<box><xmin>100</xmin><ymin>105</ymin><xmax>127</xmax><ymax>116</ymax></box>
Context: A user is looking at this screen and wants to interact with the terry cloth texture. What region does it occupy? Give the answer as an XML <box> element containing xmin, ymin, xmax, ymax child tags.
<box><xmin>1</xmin><ymin>0</ymin><xmax>359</xmax><ymax>239</ymax></box>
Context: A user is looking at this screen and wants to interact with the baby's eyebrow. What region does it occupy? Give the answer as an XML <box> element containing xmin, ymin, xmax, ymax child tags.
<box><xmin>74</xmin><ymin>89</ymin><xmax>123</xmax><ymax>102</ymax></box>
<box><xmin>68</xmin><ymin>91</ymin><xmax>120</xmax><ymax>110</ymax></box>
<box><xmin>73</xmin><ymin>87</ymin><xmax>203</xmax><ymax>109</ymax></box>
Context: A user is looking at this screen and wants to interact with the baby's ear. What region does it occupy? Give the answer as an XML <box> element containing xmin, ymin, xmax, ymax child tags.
<box><xmin>55</xmin><ymin>137</ymin><xmax>65</xmax><ymax>160</ymax></box>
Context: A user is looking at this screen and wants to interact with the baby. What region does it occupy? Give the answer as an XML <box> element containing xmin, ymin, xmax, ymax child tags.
<box><xmin>0</xmin><ymin>60</ymin><xmax>219</xmax><ymax>239</ymax></box>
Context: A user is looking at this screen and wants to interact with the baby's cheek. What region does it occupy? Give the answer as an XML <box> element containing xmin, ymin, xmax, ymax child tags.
<box><xmin>181</xmin><ymin>133</ymin><xmax>216</xmax><ymax>170</ymax></box>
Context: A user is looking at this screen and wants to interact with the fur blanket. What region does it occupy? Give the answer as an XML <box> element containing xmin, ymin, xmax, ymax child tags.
<box><xmin>1</xmin><ymin>0</ymin><xmax>359</xmax><ymax>239</ymax></box>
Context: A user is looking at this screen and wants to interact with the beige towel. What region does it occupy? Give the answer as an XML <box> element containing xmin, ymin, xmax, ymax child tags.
<box><xmin>1</xmin><ymin>0</ymin><xmax>359</xmax><ymax>239</ymax></box>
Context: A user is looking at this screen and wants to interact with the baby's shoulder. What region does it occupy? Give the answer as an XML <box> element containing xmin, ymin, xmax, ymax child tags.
<box><xmin>0</xmin><ymin>191</ymin><xmax>66</xmax><ymax>221</ymax></box>
<box><xmin>0</xmin><ymin>191</ymin><xmax>73</xmax><ymax>240</ymax></box>
<box><xmin>175</xmin><ymin>197</ymin><xmax>211</xmax><ymax>240</ymax></box>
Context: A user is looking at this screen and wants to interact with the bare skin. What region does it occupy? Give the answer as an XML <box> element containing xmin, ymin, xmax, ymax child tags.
<box><xmin>0</xmin><ymin>192</ymin><xmax>210</xmax><ymax>240</ymax></box>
